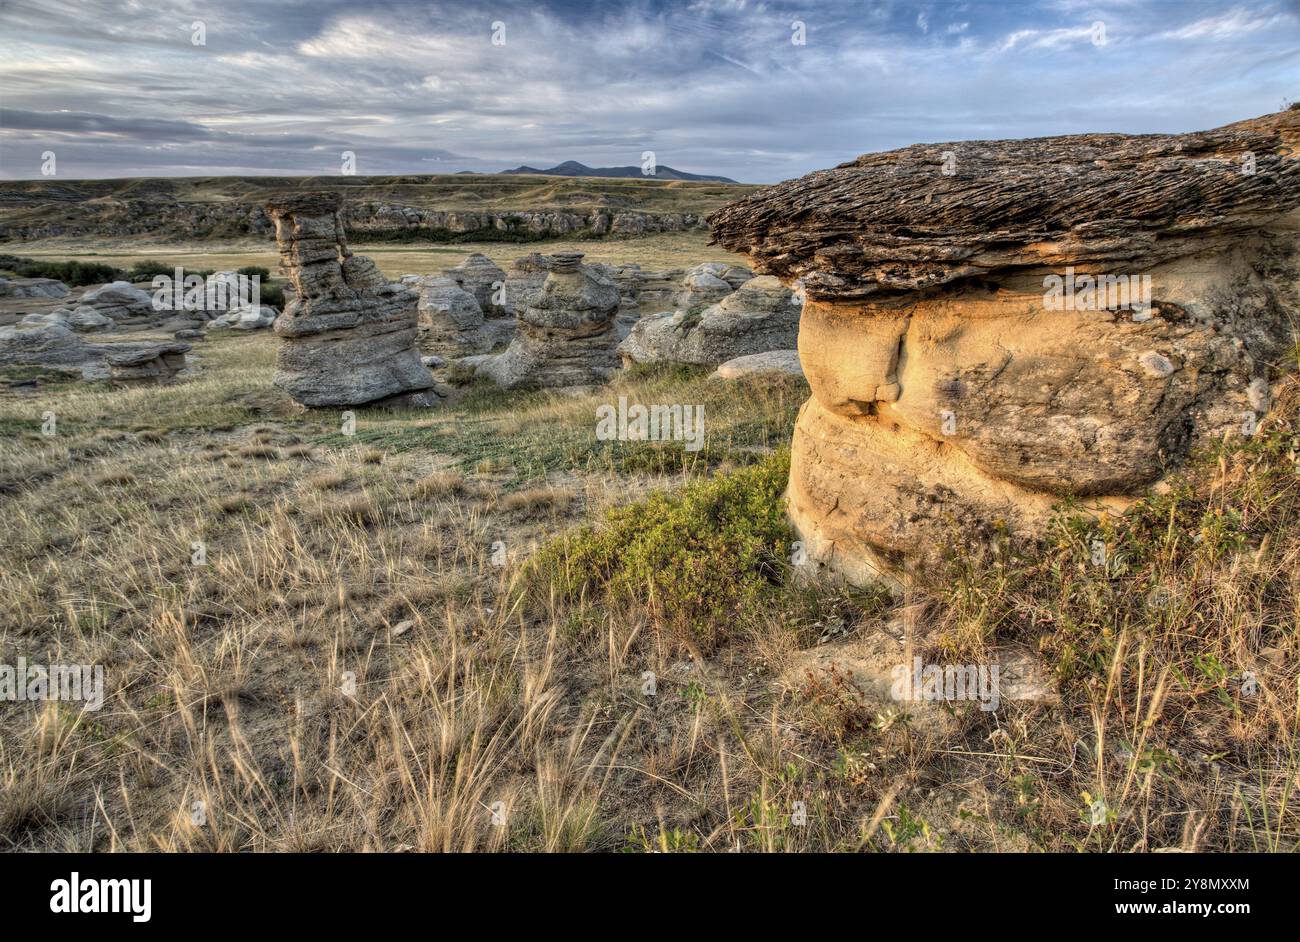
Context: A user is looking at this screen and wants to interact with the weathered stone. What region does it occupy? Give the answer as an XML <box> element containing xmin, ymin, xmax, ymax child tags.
<box><xmin>65</xmin><ymin>306</ymin><xmax>115</xmax><ymax>332</ymax></box>
<box><xmin>709</xmin><ymin>110</ymin><xmax>1300</xmax><ymax>584</ymax></box>
<box><xmin>75</xmin><ymin>281</ymin><xmax>155</xmax><ymax>321</ymax></box>
<box><xmin>502</xmin><ymin>253</ymin><xmax>551</xmax><ymax>316</ymax></box>
<box><xmin>0</xmin><ymin>322</ymin><xmax>188</xmax><ymax>381</ymax></box>
<box><xmin>411</xmin><ymin>275</ymin><xmax>491</xmax><ymax>356</ymax></box>
<box><xmin>675</xmin><ymin>263</ymin><xmax>734</xmax><ymax>311</ymax></box>
<box><xmin>20</xmin><ymin>311</ymin><xmax>68</xmax><ymax>328</ymax></box>
<box><xmin>618</xmin><ymin>275</ymin><xmax>801</xmax><ymax>367</ymax></box>
<box><xmin>479</xmin><ymin>251</ymin><xmax>621</xmax><ymax>389</ymax></box>
<box><xmin>711</xmin><ymin>349</ymin><xmax>804</xmax><ymax>380</ymax></box>
<box><xmin>265</xmin><ymin>193</ymin><xmax>442</xmax><ymax>409</ymax></box>
<box><xmin>209</xmin><ymin>305</ymin><xmax>279</xmax><ymax>330</ymax></box>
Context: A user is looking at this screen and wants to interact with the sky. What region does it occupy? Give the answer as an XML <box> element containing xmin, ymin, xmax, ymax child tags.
<box><xmin>1</xmin><ymin>0</ymin><xmax>1298</xmax><ymax>184</ymax></box>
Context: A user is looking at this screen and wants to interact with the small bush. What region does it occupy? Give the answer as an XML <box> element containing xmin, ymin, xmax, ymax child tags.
<box><xmin>529</xmin><ymin>449</ymin><xmax>792</xmax><ymax>645</ymax></box>
<box><xmin>4</xmin><ymin>257</ymin><xmax>123</xmax><ymax>286</ymax></box>
<box><xmin>125</xmin><ymin>260</ymin><xmax>177</xmax><ymax>281</ymax></box>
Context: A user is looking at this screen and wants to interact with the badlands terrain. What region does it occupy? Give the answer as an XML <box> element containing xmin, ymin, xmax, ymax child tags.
<box><xmin>2</xmin><ymin>123</ymin><xmax>1300</xmax><ymax>853</ymax></box>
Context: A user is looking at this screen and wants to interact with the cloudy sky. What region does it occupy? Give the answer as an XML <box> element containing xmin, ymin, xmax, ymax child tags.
<box><xmin>1</xmin><ymin>0</ymin><xmax>1297</xmax><ymax>183</ymax></box>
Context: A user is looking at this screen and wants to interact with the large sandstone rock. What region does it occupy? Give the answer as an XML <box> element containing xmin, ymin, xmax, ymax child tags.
<box><xmin>446</xmin><ymin>253</ymin><xmax>508</xmax><ymax>316</ymax></box>
<box><xmin>0</xmin><ymin>322</ymin><xmax>188</xmax><ymax>380</ymax></box>
<box><xmin>618</xmin><ymin>275</ymin><xmax>801</xmax><ymax>367</ymax></box>
<box><xmin>479</xmin><ymin>251</ymin><xmax>620</xmax><ymax>390</ymax></box>
<box><xmin>65</xmin><ymin>307</ymin><xmax>115</xmax><ymax>332</ymax></box>
<box><xmin>674</xmin><ymin>263</ymin><xmax>735</xmax><ymax>311</ymax></box>
<box><xmin>710</xmin><ymin>110</ymin><xmax>1300</xmax><ymax>584</ymax></box>
<box><xmin>265</xmin><ymin>193</ymin><xmax>442</xmax><ymax>409</ymax></box>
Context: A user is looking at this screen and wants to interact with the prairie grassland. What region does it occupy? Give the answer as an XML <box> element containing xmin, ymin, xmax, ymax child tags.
<box><xmin>1</xmin><ymin>332</ymin><xmax>1298</xmax><ymax>852</ymax></box>
<box><xmin>12</xmin><ymin>230</ymin><xmax>743</xmax><ymax>280</ymax></box>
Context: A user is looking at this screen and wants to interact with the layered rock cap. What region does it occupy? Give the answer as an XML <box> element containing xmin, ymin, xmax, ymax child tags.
<box><xmin>709</xmin><ymin>110</ymin><xmax>1300</xmax><ymax>584</ymax></box>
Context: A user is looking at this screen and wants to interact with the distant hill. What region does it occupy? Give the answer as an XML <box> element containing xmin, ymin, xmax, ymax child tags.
<box><xmin>500</xmin><ymin>160</ymin><xmax>739</xmax><ymax>184</ymax></box>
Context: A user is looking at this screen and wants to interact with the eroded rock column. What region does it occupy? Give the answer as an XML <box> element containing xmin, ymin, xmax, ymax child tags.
<box><xmin>266</xmin><ymin>193</ymin><xmax>442</xmax><ymax>409</ymax></box>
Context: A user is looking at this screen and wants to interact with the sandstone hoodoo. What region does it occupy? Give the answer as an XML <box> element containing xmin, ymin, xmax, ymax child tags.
<box><xmin>266</xmin><ymin>193</ymin><xmax>442</xmax><ymax>409</ymax></box>
<box><xmin>618</xmin><ymin>274</ymin><xmax>801</xmax><ymax>368</ymax></box>
<box><xmin>710</xmin><ymin>110</ymin><xmax>1300</xmax><ymax>585</ymax></box>
<box><xmin>479</xmin><ymin>251</ymin><xmax>621</xmax><ymax>390</ymax></box>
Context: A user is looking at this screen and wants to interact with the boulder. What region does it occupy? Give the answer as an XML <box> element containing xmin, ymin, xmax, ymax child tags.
<box><xmin>19</xmin><ymin>311</ymin><xmax>68</xmax><ymax>328</ymax></box>
<box><xmin>709</xmin><ymin>109</ymin><xmax>1300</xmax><ymax>584</ymax></box>
<box><xmin>411</xmin><ymin>275</ymin><xmax>491</xmax><ymax>355</ymax></box>
<box><xmin>588</xmin><ymin>262</ymin><xmax>645</xmax><ymax>339</ymax></box>
<box><xmin>209</xmin><ymin>305</ymin><xmax>278</xmax><ymax>330</ymax></box>
<box><xmin>674</xmin><ymin>263</ymin><xmax>734</xmax><ymax>311</ymax></box>
<box><xmin>446</xmin><ymin>253</ymin><xmax>508</xmax><ymax>316</ymax></box>
<box><xmin>618</xmin><ymin>275</ymin><xmax>801</xmax><ymax>367</ymax></box>
<box><xmin>479</xmin><ymin>251</ymin><xmax>621</xmax><ymax>390</ymax></box>
<box><xmin>76</xmin><ymin>281</ymin><xmax>155</xmax><ymax>320</ymax></box>
<box><xmin>0</xmin><ymin>277</ymin><xmax>70</xmax><ymax>300</ymax></box>
<box><xmin>711</xmin><ymin>349</ymin><xmax>804</xmax><ymax>380</ymax></box>
<box><xmin>65</xmin><ymin>307</ymin><xmax>115</xmax><ymax>332</ymax></box>
<box><xmin>265</xmin><ymin>193</ymin><xmax>443</xmax><ymax>409</ymax></box>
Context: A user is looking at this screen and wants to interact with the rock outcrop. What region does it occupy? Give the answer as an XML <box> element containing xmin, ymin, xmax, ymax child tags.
<box><xmin>265</xmin><ymin>193</ymin><xmax>442</xmax><ymax>409</ymax></box>
<box><xmin>479</xmin><ymin>251</ymin><xmax>621</xmax><ymax>389</ymax></box>
<box><xmin>0</xmin><ymin>322</ymin><xmax>188</xmax><ymax>380</ymax></box>
<box><xmin>709</xmin><ymin>110</ymin><xmax>1300</xmax><ymax>584</ymax></box>
<box><xmin>618</xmin><ymin>275</ymin><xmax>801</xmax><ymax>368</ymax></box>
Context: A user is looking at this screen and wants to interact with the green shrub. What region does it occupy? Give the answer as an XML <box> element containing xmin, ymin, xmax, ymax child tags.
<box><xmin>528</xmin><ymin>449</ymin><xmax>792</xmax><ymax>645</ymax></box>
<box><xmin>125</xmin><ymin>259</ymin><xmax>176</xmax><ymax>281</ymax></box>
<box><xmin>258</xmin><ymin>283</ymin><xmax>286</xmax><ymax>309</ymax></box>
<box><xmin>237</xmin><ymin>265</ymin><xmax>271</xmax><ymax>280</ymax></box>
<box><xmin>5</xmin><ymin>257</ymin><xmax>123</xmax><ymax>286</ymax></box>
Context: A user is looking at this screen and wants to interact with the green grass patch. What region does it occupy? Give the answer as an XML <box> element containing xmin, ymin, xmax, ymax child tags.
<box><xmin>527</xmin><ymin>449</ymin><xmax>793</xmax><ymax>645</ymax></box>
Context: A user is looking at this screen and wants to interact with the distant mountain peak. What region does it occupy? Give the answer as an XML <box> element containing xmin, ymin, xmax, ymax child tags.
<box><xmin>499</xmin><ymin>161</ymin><xmax>737</xmax><ymax>184</ymax></box>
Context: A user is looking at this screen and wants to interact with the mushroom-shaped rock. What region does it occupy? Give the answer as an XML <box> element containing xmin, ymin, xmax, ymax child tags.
<box><xmin>479</xmin><ymin>251</ymin><xmax>621</xmax><ymax>390</ymax></box>
<box><xmin>708</xmin><ymin>110</ymin><xmax>1300</xmax><ymax>585</ymax></box>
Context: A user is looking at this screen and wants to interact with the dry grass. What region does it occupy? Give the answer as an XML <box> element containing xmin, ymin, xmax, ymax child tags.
<box><xmin>0</xmin><ymin>330</ymin><xmax>1297</xmax><ymax>853</ymax></box>
<box><xmin>13</xmin><ymin>230</ymin><xmax>744</xmax><ymax>281</ymax></box>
